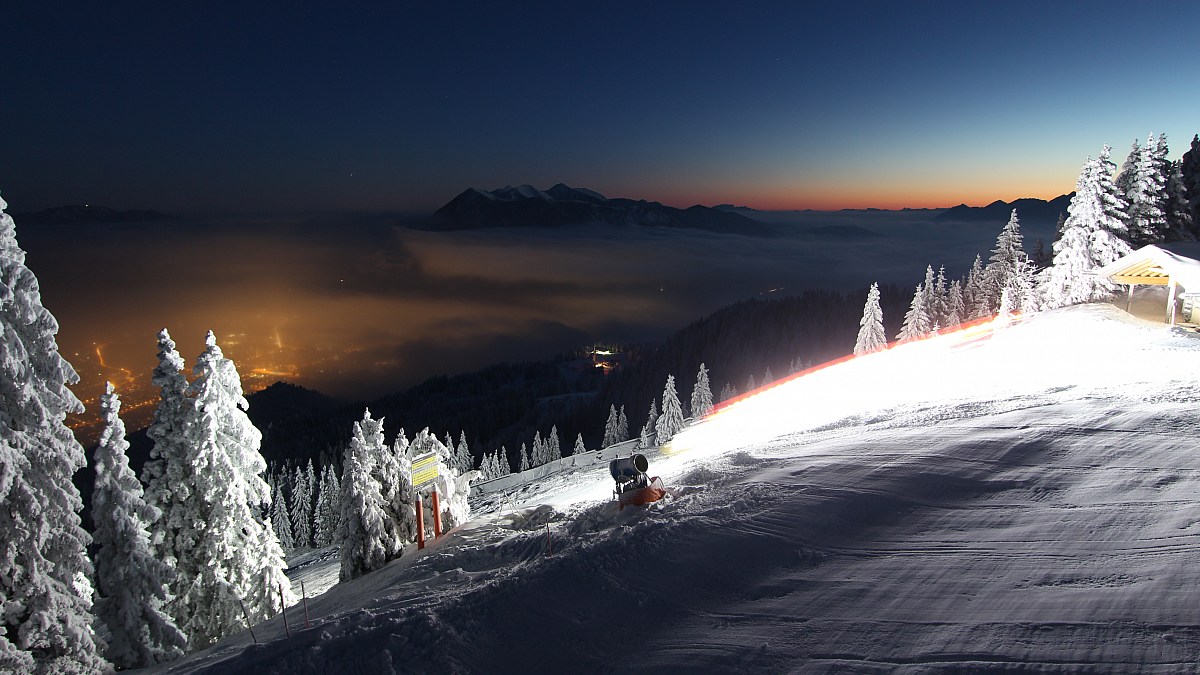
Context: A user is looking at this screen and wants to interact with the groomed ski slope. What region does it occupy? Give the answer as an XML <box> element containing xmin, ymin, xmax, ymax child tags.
<box><xmin>155</xmin><ymin>304</ymin><xmax>1200</xmax><ymax>673</ymax></box>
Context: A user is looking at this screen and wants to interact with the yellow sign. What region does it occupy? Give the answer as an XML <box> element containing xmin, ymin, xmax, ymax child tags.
<box><xmin>411</xmin><ymin>451</ymin><xmax>439</xmax><ymax>488</ymax></box>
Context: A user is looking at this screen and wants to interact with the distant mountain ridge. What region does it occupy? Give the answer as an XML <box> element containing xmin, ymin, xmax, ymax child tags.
<box><xmin>12</xmin><ymin>204</ymin><xmax>178</xmax><ymax>225</ymax></box>
<box><xmin>936</xmin><ymin>194</ymin><xmax>1073</xmax><ymax>224</ymax></box>
<box><xmin>427</xmin><ymin>183</ymin><xmax>777</xmax><ymax>237</ymax></box>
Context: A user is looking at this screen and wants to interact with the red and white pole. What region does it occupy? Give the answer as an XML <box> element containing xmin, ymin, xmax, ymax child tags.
<box><xmin>431</xmin><ymin>488</ymin><xmax>442</xmax><ymax>538</ymax></box>
<box><xmin>416</xmin><ymin>494</ymin><xmax>426</xmax><ymax>550</ymax></box>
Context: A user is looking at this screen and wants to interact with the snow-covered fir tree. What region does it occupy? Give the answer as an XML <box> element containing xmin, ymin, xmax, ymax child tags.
<box><xmin>0</xmin><ymin>197</ymin><xmax>106</xmax><ymax>674</ymax></box>
<box><xmin>763</xmin><ymin>366</ymin><xmax>774</xmax><ymax>385</ymax></box>
<box><xmin>314</xmin><ymin>463</ymin><xmax>341</xmax><ymax>547</ymax></box>
<box><xmin>854</xmin><ymin>283</ymin><xmax>887</xmax><ymax>356</ymax></box>
<box><xmin>745</xmin><ymin>373</ymin><xmax>757</xmax><ymax>392</ymax></box>
<box><xmin>271</xmin><ymin>483</ymin><xmax>295</xmax><ymax>550</ymax></box>
<box><xmin>91</xmin><ymin>383</ymin><xmax>186</xmax><ymax>669</ymax></box>
<box><xmin>719</xmin><ymin>382</ymin><xmax>738</xmax><ymax>402</ymax></box>
<box><xmin>616</xmin><ymin>405</ymin><xmax>629</xmax><ymax>442</ymax></box>
<box><xmin>655</xmin><ymin>375</ymin><xmax>686</xmax><ymax>444</ymax></box>
<box><xmin>690</xmin><ymin>362</ymin><xmax>714</xmax><ymax>418</ymax></box>
<box><xmin>290</xmin><ymin>462</ymin><xmax>313</xmax><ymax>548</ymax></box>
<box><xmin>639</xmin><ymin>399</ymin><xmax>659</xmax><ymax>448</ymax></box>
<box><xmin>603</xmin><ymin>405</ymin><xmax>620</xmax><ymax>447</ymax></box>
<box><xmin>518</xmin><ymin>443</ymin><xmax>530</xmax><ymax>472</ymax></box>
<box><xmin>897</xmin><ymin>284</ymin><xmax>934</xmax><ymax>342</ymax></box>
<box><xmin>139</xmin><ymin>328</ymin><xmax>194</xmax><ymax>617</ymax></box>
<box><xmin>573</xmin><ymin>433</ymin><xmax>586</xmax><ymax>456</ymax></box>
<box><xmin>338</xmin><ymin>410</ymin><xmax>390</xmax><ymax>582</ymax></box>
<box><xmin>1041</xmin><ymin>147</ymin><xmax>1133</xmax><ymax>308</ymax></box>
<box><xmin>176</xmin><ymin>332</ymin><xmax>293</xmax><ymax>647</ymax></box>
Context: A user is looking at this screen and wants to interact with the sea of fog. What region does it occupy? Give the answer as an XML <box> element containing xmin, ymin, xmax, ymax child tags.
<box><xmin>17</xmin><ymin>208</ymin><xmax>1057</xmax><ymax>433</ymax></box>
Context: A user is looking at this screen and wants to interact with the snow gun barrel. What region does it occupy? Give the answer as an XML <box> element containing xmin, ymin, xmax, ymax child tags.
<box><xmin>610</xmin><ymin>454</ymin><xmax>649</xmax><ymax>483</ymax></box>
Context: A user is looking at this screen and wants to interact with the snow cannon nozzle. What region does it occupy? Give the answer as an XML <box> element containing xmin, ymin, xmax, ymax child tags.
<box><xmin>610</xmin><ymin>454</ymin><xmax>649</xmax><ymax>486</ymax></box>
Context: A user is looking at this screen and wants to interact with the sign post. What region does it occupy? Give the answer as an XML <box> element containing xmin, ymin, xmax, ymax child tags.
<box><xmin>411</xmin><ymin>451</ymin><xmax>440</xmax><ymax>547</ymax></box>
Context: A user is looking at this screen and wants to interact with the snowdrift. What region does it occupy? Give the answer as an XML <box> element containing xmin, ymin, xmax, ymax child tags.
<box><xmin>153</xmin><ymin>305</ymin><xmax>1200</xmax><ymax>674</ymax></box>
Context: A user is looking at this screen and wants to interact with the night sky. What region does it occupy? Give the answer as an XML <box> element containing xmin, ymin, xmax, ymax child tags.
<box><xmin>4</xmin><ymin>1</ymin><xmax>1199</xmax><ymax>215</ymax></box>
<box><xmin>4</xmin><ymin>2</ymin><xmax>1200</xmax><ymax>441</ymax></box>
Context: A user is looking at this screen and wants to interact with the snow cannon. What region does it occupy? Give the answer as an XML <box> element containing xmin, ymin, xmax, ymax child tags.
<box><xmin>609</xmin><ymin>454</ymin><xmax>649</xmax><ymax>484</ymax></box>
<box><xmin>609</xmin><ymin>454</ymin><xmax>667</xmax><ymax>510</ymax></box>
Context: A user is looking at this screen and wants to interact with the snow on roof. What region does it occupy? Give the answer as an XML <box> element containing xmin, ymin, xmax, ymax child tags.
<box><xmin>1095</xmin><ymin>242</ymin><xmax>1200</xmax><ymax>292</ymax></box>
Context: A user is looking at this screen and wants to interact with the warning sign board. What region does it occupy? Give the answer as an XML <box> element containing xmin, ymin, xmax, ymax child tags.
<box><xmin>411</xmin><ymin>451</ymin><xmax>439</xmax><ymax>489</ymax></box>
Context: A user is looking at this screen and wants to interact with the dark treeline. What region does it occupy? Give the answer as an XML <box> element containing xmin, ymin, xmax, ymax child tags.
<box><xmin>598</xmin><ymin>286</ymin><xmax>909</xmax><ymax>435</ymax></box>
<box><xmin>243</xmin><ymin>284</ymin><xmax>909</xmax><ymax>474</ymax></box>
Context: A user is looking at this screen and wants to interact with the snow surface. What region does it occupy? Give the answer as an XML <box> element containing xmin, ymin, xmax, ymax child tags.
<box><xmin>150</xmin><ymin>305</ymin><xmax>1200</xmax><ymax>673</ymax></box>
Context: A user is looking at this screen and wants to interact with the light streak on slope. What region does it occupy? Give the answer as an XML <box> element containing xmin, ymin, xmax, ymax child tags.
<box><xmin>668</xmin><ymin>315</ymin><xmax>1017</xmax><ymax>460</ymax></box>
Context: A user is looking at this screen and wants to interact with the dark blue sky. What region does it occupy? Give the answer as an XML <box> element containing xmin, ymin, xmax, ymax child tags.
<box><xmin>3</xmin><ymin>1</ymin><xmax>1198</xmax><ymax>214</ymax></box>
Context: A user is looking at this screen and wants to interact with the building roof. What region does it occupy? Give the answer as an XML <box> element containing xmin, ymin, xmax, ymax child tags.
<box><xmin>1095</xmin><ymin>242</ymin><xmax>1200</xmax><ymax>292</ymax></box>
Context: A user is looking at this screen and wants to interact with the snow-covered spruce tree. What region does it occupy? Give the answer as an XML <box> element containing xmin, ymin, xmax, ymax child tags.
<box><xmin>176</xmin><ymin>332</ymin><xmax>294</xmax><ymax>648</ymax></box>
<box><xmin>1040</xmin><ymin>148</ymin><xmax>1133</xmax><ymax>309</ymax></box>
<box><xmin>290</xmin><ymin>463</ymin><xmax>313</xmax><ymax>548</ymax></box>
<box><xmin>963</xmin><ymin>254</ymin><xmax>986</xmax><ymax>319</ymax></box>
<box><xmin>655</xmin><ymin>375</ymin><xmax>686</xmax><ymax>444</ymax></box>
<box><xmin>547</xmin><ymin>426</ymin><xmax>561</xmax><ymax>463</ymax></box>
<box><xmin>1182</xmin><ymin>134</ymin><xmax>1200</xmax><ymax>227</ymax></box>
<box><xmin>338</xmin><ymin>410</ymin><xmax>390</xmax><ymax>582</ymax></box>
<box><xmin>518</xmin><ymin>443</ymin><xmax>530</xmax><ymax>472</ymax></box>
<box><xmin>931</xmin><ymin>266</ymin><xmax>949</xmax><ymax>327</ymax></box>
<box><xmin>455</xmin><ymin>432</ymin><xmax>472</xmax><ymax>474</ymax></box>
<box><xmin>1163</xmin><ymin>156</ymin><xmax>1195</xmax><ymax>240</ymax></box>
<box><xmin>602</xmin><ymin>405</ymin><xmax>620</xmax><ymax>447</ymax></box>
<box><xmin>531</xmin><ymin>431</ymin><xmax>546</xmax><ymax>467</ymax></box>
<box><xmin>896</xmin><ymin>284</ymin><xmax>933</xmax><ymax>342</ymax></box>
<box><xmin>763</xmin><ymin>367</ymin><xmax>774</xmax><ymax>385</ymax></box>
<box><xmin>616</xmin><ymin>405</ymin><xmax>629</xmax><ymax>442</ymax></box>
<box><xmin>1121</xmin><ymin>133</ymin><xmax>1167</xmax><ymax>246</ymax></box>
<box><xmin>271</xmin><ymin>483</ymin><xmax>295</xmax><ymax>550</ymax></box>
<box><xmin>945</xmin><ymin>279</ymin><xmax>966</xmax><ymax>329</ymax></box>
<box><xmin>139</xmin><ymin>329</ymin><xmax>194</xmax><ymax>608</ymax></box>
<box><xmin>92</xmin><ymin>383</ymin><xmax>186</xmax><ymax>669</ymax></box>
<box><xmin>0</xmin><ymin>197</ymin><xmax>105</xmax><ymax>674</ymax></box>
<box><xmin>690</xmin><ymin>362</ymin><xmax>714</xmax><ymax>418</ymax></box>
<box><xmin>984</xmin><ymin>210</ymin><xmax>1036</xmax><ymax>314</ymax></box>
<box><xmin>853</xmin><ymin>283</ymin><xmax>887</xmax><ymax>356</ymax></box>
<box><xmin>376</xmin><ymin>430</ymin><xmax>416</xmax><ymax>559</ymax></box>
<box><xmin>719</xmin><ymin>382</ymin><xmax>737</xmax><ymax>402</ymax></box>
<box><xmin>314</xmin><ymin>463</ymin><xmax>341</xmax><ymax>547</ymax></box>
<box><xmin>428</xmin><ymin>433</ymin><xmax>473</xmax><ymax>532</ymax></box>
<box><xmin>745</xmin><ymin>373</ymin><xmax>757</xmax><ymax>393</ymax></box>
<box><xmin>573</xmin><ymin>433</ymin><xmax>586</xmax><ymax>456</ymax></box>
<box><xmin>1152</xmin><ymin>134</ymin><xmax>1194</xmax><ymax>241</ymax></box>
<box><xmin>639</xmin><ymin>399</ymin><xmax>659</xmax><ymax>448</ymax></box>
<box><xmin>918</xmin><ymin>265</ymin><xmax>939</xmax><ymax>328</ymax></box>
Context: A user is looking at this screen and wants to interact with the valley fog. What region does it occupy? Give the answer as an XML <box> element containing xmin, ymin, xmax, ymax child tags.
<box><xmin>18</xmin><ymin>209</ymin><xmax>1041</xmax><ymax>436</ymax></box>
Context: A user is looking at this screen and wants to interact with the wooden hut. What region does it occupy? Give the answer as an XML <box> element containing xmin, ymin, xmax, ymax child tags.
<box><xmin>1095</xmin><ymin>242</ymin><xmax>1200</xmax><ymax>326</ymax></box>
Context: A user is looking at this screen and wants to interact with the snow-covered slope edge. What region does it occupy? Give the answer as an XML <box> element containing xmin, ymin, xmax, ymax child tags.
<box><xmin>155</xmin><ymin>305</ymin><xmax>1200</xmax><ymax>673</ymax></box>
